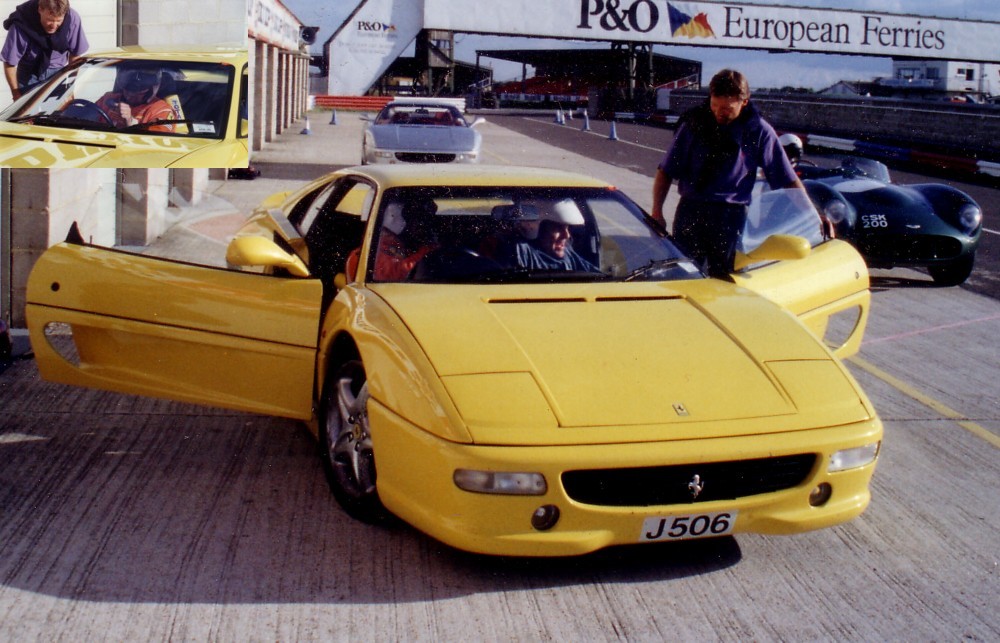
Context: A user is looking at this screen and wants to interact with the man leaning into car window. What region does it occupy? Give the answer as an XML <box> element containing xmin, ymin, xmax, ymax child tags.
<box><xmin>96</xmin><ymin>68</ymin><xmax>177</xmax><ymax>132</ymax></box>
<box><xmin>651</xmin><ymin>69</ymin><xmax>805</xmax><ymax>277</ymax></box>
<box><xmin>2</xmin><ymin>0</ymin><xmax>88</xmax><ymax>100</ymax></box>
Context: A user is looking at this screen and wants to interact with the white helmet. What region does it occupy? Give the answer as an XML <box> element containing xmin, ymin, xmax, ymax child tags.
<box><xmin>519</xmin><ymin>199</ymin><xmax>585</xmax><ymax>240</ymax></box>
<box><xmin>778</xmin><ymin>133</ymin><xmax>803</xmax><ymax>161</ymax></box>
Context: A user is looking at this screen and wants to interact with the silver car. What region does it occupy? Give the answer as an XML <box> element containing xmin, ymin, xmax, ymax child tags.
<box><xmin>361</xmin><ymin>101</ymin><xmax>485</xmax><ymax>164</ymax></box>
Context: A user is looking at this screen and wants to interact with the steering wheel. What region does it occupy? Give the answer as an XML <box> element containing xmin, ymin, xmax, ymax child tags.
<box><xmin>61</xmin><ymin>99</ymin><xmax>114</xmax><ymax>125</ymax></box>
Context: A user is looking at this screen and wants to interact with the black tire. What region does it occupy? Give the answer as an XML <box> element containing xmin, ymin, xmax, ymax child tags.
<box><xmin>319</xmin><ymin>359</ymin><xmax>390</xmax><ymax>523</ymax></box>
<box><xmin>928</xmin><ymin>255</ymin><xmax>974</xmax><ymax>286</ymax></box>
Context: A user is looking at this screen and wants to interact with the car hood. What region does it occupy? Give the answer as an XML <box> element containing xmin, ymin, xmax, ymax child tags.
<box><xmin>370</xmin><ymin>124</ymin><xmax>478</xmax><ymax>151</ymax></box>
<box><xmin>832</xmin><ymin>179</ymin><xmax>935</xmax><ymax>220</ymax></box>
<box><xmin>0</xmin><ymin>123</ymin><xmax>228</xmax><ymax>167</ymax></box>
<box><xmin>371</xmin><ymin>282</ymin><xmax>871</xmax><ymax>445</ymax></box>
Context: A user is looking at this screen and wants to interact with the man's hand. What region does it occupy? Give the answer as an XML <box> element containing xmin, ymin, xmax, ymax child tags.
<box><xmin>115</xmin><ymin>100</ymin><xmax>136</xmax><ymax>126</ymax></box>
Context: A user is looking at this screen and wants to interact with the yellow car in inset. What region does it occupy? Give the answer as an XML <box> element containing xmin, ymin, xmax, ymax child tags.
<box><xmin>26</xmin><ymin>165</ymin><xmax>881</xmax><ymax>556</ymax></box>
<box><xmin>0</xmin><ymin>46</ymin><xmax>248</xmax><ymax>168</ymax></box>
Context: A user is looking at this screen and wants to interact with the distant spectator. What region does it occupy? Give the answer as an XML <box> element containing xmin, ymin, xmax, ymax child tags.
<box><xmin>2</xmin><ymin>0</ymin><xmax>88</xmax><ymax>100</ymax></box>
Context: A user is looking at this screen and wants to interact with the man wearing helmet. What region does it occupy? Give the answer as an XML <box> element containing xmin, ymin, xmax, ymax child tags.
<box><xmin>514</xmin><ymin>199</ymin><xmax>598</xmax><ymax>271</ymax></box>
<box><xmin>651</xmin><ymin>69</ymin><xmax>803</xmax><ymax>276</ymax></box>
<box><xmin>96</xmin><ymin>67</ymin><xmax>177</xmax><ymax>132</ymax></box>
<box><xmin>778</xmin><ymin>132</ymin><xmax>804</xmax><ymax>167</ymax></box>
<box><xmin>371</xmin><ymin>196</ymin><xmax>439</xmax><ymax>280</ymax></box>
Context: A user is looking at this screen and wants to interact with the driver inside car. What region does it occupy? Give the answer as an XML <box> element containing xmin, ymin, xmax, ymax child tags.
<box><xmin>513</xmin><ymin>199</ymin><xmax>599</xmax><ymax>272</ymax></box>
<box><xmin>96</xmin><ymin>67</ymin><xmax>176</xmax><ymax>132</ymax></box>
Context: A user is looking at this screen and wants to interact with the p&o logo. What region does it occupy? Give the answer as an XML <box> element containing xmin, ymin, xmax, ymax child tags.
<box><xmin>357</xmin><ymin>20</ymin><xmax>396</xmax><ymax>33</ymax></box>
<box><xmin>667</xmin><ymin>3</ymin><xmax>716</xmax><ymax>38</ymax></box>
<box><xmin>577</xmin><ymin>1</ymin><xmax>715</xmax><ymax>39</ymax></box>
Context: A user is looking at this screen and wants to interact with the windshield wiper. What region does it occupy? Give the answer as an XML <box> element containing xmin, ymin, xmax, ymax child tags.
<box><xmin>480</xmin><ymin>267</ymin><xmax>610</xmax><ymax>283</ymax></box>
<box><xmin>122</xmin><ymin>118</ymin><xmax>201</xmax><ymax>133</ymax></box>
<box><xmin>8</xmin><ymin>112</ymin><xmax>117</xmax><ymax>130</ymax></box>
<box><xmin>624</xmin><ymin>258</ymin><xmax>692</xmax><ymax>282</ymax></box>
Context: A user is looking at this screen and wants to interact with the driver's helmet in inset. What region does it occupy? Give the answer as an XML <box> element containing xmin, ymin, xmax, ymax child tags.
<box><xmin>118</xmin><ymin>67</ymin><xmax>162</xmax><ymax>106</ymax></box>
<box><xmin>778</xmin><ymin>133</ymin><xmax>803</xmax><ymax>164</ymax></box>
<box><xmin>518</xmin><ymin>198</ymin><xmax>585</xmax><ymax>240</ymax></box>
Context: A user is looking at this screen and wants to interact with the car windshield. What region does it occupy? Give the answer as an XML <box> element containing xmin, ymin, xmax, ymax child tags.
<box><xmin>739</xmin><ymin>186</ymin><xmax>826</xmax><ymax>256</ymax></box>
<box><xmin>374</xmin><ymin>104</ymin><xmax>467</xmax><ymax>127</ymax></box>
<box><xmin>798</xmin><ymin>155</ymin><xmax>891</xmax><ymax>183</ymax></box>
<box><xmin>368</xmin><ymin>186</ymin><xmax>703</xmax><ymax>283</ymax></box>
<box><xmin>0</xmin><ymin>58</ymin><xmax>236</xmax><ymax>138</ymax></box>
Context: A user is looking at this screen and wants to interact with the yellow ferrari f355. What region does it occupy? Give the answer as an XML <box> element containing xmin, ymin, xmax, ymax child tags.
<box><xmin>0</xmin><ymin>46</ymin><xmax>248</xmax><ymax>168</ymax></box>
<box><xmin>26</xmin><ymin>165</ymin><xmax>882</xmax><ymax>556</ymax></box>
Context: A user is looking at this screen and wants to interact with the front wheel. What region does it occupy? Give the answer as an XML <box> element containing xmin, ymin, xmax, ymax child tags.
<box><xmin>928</xmin><ymin>255</ymin><xmax>974</xmax><ymax>286</ymax></box>
<box><xmin>319</xmin><ymin>359</ymin><xmax>390</xmax><ymax>523</ymax></box>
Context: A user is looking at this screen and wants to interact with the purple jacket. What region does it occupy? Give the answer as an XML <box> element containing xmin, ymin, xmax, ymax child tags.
<box><xmin>2</xmin><ymin>0</ymin><xmax>88</xmax><ymax>88</ymax></box>
<box><xmin>658</xmin><ymin>101</ymin><xmax>797</xmax><ymax>205</ymax></box>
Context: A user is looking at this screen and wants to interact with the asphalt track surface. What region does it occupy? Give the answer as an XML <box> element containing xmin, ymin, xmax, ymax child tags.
<box><xmin>0</xmin><ymin>113</ymin><xmax>997</xmax><ymax>640</ymax></box>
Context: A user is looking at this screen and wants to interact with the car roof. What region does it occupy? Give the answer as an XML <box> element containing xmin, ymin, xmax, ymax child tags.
<box><xmin>342</xmin><ymin>164</ymin><xmax>614</xmax><ymax>190</ymax></box>
<box><xmin>83</xmin><ymin>46</ymin><xmax>248</xmax><ymax>65</ymax></box>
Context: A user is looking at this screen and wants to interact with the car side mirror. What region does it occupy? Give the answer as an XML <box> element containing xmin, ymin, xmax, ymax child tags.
<box><xmin>733</xmin><ymin>234</ymin><xmax>811</xmax><ymax>271</ymax></box>
<box><xmin>226</xmin><ymin>236</ymin><xmax>310</xmax><ymax>277</ymax></box>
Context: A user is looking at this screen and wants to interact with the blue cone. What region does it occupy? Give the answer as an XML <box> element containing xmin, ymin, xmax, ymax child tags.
<box><xmin>300</xmin><ymin>116</ymin><xmax>311</xmax><ymax>135</ymax></box>
<box><xmin>329</xmin><ymin>110</ymin><xmax>338</xmax><ymax>125</ymax></box>
<box><xmin>582</xmin><ymin>112</ymin><xmax>591</xmax><ymax>131</ymax></box>
<box><xmin>608</xmin><ymin>120</ymin><xmax>619</xmax><ymax>141</ymax></box>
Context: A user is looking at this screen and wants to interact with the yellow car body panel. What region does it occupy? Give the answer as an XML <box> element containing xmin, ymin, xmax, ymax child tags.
<box><xmin>26</xmin><ymin>165</ymin><xmax>882</xmax><ymax>557</ymax></box>
<box><xmin>0</xmin><ymin>47</ymin><xmax>248</xmax><ymax>168</ymax></box>
<box><xmin>26</xmin><ymin>242</ymin><xmax>321</xmax><ymax>418</ymax></box>
<box><xmin>732</xmin><ymin>238</ymin><xmax>871</xmax><ymax>358</ymax></box>
<box><xmin>373</xmin><ymin>401</ymin><xmax>880</xmax><ymax>557</ymax></box>
<box><xmin>369</xmin><ymin>281</ymin><xmax>872</xmax><ymax>447</ymax></box>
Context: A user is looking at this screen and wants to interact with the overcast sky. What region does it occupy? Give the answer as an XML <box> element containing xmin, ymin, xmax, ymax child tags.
<box><xmin>285</xmin><ymin>0</ymin><xmax>999</xmax><ymax>90</ymax></box>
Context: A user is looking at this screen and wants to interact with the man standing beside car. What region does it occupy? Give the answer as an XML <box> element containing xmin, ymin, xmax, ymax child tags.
<box><xmin>2</xmin><ymin>0</ymin><xmax>88</xmax><ymax>100</ymax></box>
<box><xmin>651</xmin><ymin>69</ymin><xmax>803</xmax><ymax>276</ymax></box>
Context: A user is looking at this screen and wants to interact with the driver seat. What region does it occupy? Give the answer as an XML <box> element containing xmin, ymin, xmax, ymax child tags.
<box><xmin>157</xmin><ymin>73</ymin><xmax>189</xmax><ymax>134</ymax></box>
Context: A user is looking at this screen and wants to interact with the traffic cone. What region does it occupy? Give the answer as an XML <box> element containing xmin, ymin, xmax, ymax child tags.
<box><xmin>581</xmin><ymin>112</ymin><xmax>591</xmax><ymax>131</ymax></box>
<box><xmin>566</xmin><ymin>109</ymin><xmax>574</xmax><ymax>121</ymax></box>
<box><xmin>608</xmin><ymin>119</ymin><xmax>619</xmax><ymax>141</ymax></box>
<box><xmin>300</xmin><ymin>116</ymin><xmax>311</xmax><ymax>135</ymax></box>
<box><xmin>554</xmin><ymin>108</ymin><xmax>563</xmax><ymax>124</ymax></box>
<box><xmin>329</xmin><ymin>110</ymin><xmax>338</xmax><ymax>125</ymax></box>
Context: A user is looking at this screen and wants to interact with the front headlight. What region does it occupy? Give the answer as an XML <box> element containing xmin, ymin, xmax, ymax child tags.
<box><xmin>958</xmin><ymin>204</ymin><xmax>982</xmax><ymax>235</ymax></box>
<box><xmin>823</xmin><ymin>200</ymin><xmax>848</xmax><ymax>225</ymax></box>
<box><xmin>828</xmin><ymin>442</ymin><xmax>881</xmax><ymax>472</ymax></box>
<box><xmin>455</xmin><ymin>151</ymin><xmax>479</xmax><ymax>163</ymax></box>
<box><xmin>454</xmin><ymin>469</ymin><xmax>547</xmax><ymax>495</ymax></box>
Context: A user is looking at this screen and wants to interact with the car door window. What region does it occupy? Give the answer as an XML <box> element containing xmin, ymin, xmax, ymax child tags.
<box><xmin>739</xmin><ymin>187</ymin><xmax>825</xmax><ymax>261</ymax></box>
<box><xmin>302</xmin><ymin>178</ymin><xmax>373</xmax><ymax>288</ymax></box>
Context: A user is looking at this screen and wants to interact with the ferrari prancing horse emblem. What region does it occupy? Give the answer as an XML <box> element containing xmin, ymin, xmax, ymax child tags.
<box><xmin>688</xmin><ymin>474</ymin><xmax>704</xmax><ymax>500</ymax></box>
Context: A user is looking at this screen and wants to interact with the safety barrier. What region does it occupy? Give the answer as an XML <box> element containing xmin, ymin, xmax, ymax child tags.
<box><xmin>313</xmin><ymin>95</ymin><xmax>393</xmax><ymax>111</ymax></box>
<box><xmin>802</xmin><ymin>133</ymin><xmax>996</xmax><ymax>178</ymax></box>
<box><xmin>313</xmin><ymin>95</ymin><xmax>470</xmax><ymax>113</ymax></box>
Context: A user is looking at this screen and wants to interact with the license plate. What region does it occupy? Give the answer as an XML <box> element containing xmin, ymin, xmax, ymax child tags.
<box><xmin>640</xmin><ymin>511</ymin><xmax>737</xmax><ymax>542</ymax></box>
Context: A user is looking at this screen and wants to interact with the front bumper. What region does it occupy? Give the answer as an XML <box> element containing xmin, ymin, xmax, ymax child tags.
<box><xmin>366</xmin><ymin>149</ymin><xmax>479</xmax><ymax>164</ymax></box>
<box><xmin>369</xmin><ymin>400</ymin><xmax>882</xmax><ymax>557</ymax></box>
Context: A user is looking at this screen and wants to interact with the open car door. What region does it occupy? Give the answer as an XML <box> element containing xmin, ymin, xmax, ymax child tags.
<box><xmin>729</xmin><ymin>187</ymin><xmax>870</xmax><ymax>358</ymax></box>
<box><xmin>26</xmin><ymin>231</ymin><xmax>323</xmax><ymax>419</ymax></box>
